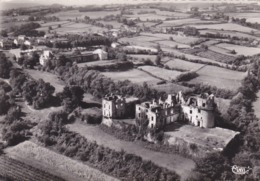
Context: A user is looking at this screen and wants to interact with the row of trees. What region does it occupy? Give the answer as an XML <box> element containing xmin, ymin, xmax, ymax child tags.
<box><xmin>12</xmin><ymin>22</ymin><xmax>45</xmax><ymax>37</ymax></box>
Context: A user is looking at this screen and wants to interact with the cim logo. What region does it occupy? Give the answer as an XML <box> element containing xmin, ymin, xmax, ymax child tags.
<box><xmin>232</xmin><ymin>165</ymin><xmax>252</xmax><ymax>175</ymax></box>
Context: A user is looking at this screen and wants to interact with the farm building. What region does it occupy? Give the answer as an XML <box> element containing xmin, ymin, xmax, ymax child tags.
<box><xmin>136</xmin><ymin>94</ymin><xmax>180</xmax><ymax>129</ymax></box>
<box><xmin>59</xmin><ymin>51</ymin><xmax>98</xmax><ymax>63</ymax></box>
<box><xmin>93</xmin><ymin>49</ymin><xmax>108</xmax><ymax>60</ymax></box>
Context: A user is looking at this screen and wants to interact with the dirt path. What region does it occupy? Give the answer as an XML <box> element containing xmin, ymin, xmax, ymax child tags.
<box><xmin>253</xmin><ymin>91</ymin><xmax>260</xmax><ymax>119</ymax></box>
<box><xmin>67</xmin><ymin>122</ymin><xmax>196</xmax><ymax>181</ymax></box>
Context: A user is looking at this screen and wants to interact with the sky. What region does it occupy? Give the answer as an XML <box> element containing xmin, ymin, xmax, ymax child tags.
<box><xmin>0</xmin><ymin>0</ymin><xmax>259</xmax><ymax>6</ymax></box>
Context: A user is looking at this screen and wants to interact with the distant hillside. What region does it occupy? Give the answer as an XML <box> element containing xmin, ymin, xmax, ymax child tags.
<box><xmin>0</xmin><ymin>3</ymin><xmax>42</xmax><ymax>10</ymax></box>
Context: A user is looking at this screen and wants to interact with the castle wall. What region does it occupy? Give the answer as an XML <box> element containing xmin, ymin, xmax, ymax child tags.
<box><xmin>181</xmin><ymin>105</ymin><xmax>214</xmax><ymax>128</ymax></box>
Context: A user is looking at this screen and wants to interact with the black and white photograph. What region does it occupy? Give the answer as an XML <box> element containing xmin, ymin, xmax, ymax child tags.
<box><xmin>0</xmin><ymin>0</ymin><xmax>260</xmax><ymax>180</ymax></box>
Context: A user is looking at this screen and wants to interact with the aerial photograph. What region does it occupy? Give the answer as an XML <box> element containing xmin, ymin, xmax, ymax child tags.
<box><xmin>0</xmin><ymin>0</ymin><xmax>260</xmax><ymax>180</ymax></box>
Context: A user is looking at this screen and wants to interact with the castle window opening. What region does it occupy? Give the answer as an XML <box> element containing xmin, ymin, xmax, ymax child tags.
<box><xmin>190</xmin><ymin>110</ymin><xmax>192</xmax><ymax>114</ymax></box>
<box><xmin>202</xmin><ymin>103</ymin><xmax>205</xmax><ymax>107</ymax></box>
<box><xmin>198</xmin><ymin>109</ymin><xmax>201</xmax><ymax>113</ymax></box>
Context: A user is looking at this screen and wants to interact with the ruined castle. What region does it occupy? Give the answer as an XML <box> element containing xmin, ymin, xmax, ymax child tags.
<box><xmin>102</xmin><ymin>91</ymin><xmax>216</xmax><ymax>129</ymax></box>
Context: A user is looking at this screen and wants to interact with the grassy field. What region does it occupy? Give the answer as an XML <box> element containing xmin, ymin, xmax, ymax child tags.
<box><xmin>125</xmin><ymin>14</ymin><xmax>168</xmax><ymax>21</ymax></box>
<box><xmin>141</xmin><ymin>32</ymin><xmax>201</xmax><ymax>45</ymax></box>
<box><xmin>158</xmin><ymin>18</ymin><xmax>219</xmax><ymax>27</ymax></box>
<box><xmin>156</xmin><ymin>40</ymin><xmax>190</xmax><ymax>49</ymax></box>
<box><xmin>138</xmin><ymin>65</ymin><xmax>182</xmax><ymax>81</ymax></box>
<box><xmin>188</xmin><ymin>65</ymin><xmax>246</xmax><ymax>90</ymax></box>
<box><xmin>199</xmin><ymin>29</ymin><xmax>260</xmax><ymax>40</ymax></box>
<box><xmin>96</xmin><ymin>20</ymin><xmax>122</xmax><ymax>29</ymax></box>
<box><xmin>5</xmin><ymin>141</ymin><xmax>118</xmax><ymax>181</ymax></box>
<box><xmin>25</xmin><ymin>69</ymin><xmax>65</xmax><ymax>93</ymax></box>
<box><xmin>165</xmin><ymin>59</ymin><xmax>205</xmax><ymax>71</ymax></box>
<box><xmin>226</xmin><ymin>13</ymin><xmax>260</xmax><ymax>24</ymax></box>
<box><xmin>120</xmin><ymin>35</ymin><xmax>163</xmax><ymax>43</ymax></box>
<box><xmin>151</xmin><ymin>82</ymin><xmax>191</xmax><ymax>94</ymax></box>
<box><xmin>190</xmin><ymin>23</ymin><xmax>259</xmax><ymax>34</ymax></box>
<box><xmin>130</xmin><ymin>8</ymin><xmax>190</xmax><ymax>18</ymax></box>
<box><xmin>101</xmin><ymin>69</ymin><xmax>161</xmax><ymax>85</ymax></box>
<box><xmin>47</xmin><ymin>10</ymin><xmax>120</xmax><ymax>20</ymax></box>
<box><xmin>67</xmin><ymin>122</ymin><xmax>196</xmax><ymax>181</ymax></box>
<box><xmin>217</xmin><ymin>43</ymin><xmax>260</xmax><ymax>56</ymax></box>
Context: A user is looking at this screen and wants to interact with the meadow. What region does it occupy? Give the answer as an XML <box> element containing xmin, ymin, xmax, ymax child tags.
<box><xmin>151</xmin><ymin>82</ymin><xmax>191</xmax><ymax>94</ymax></box>
<box><xmin>47</xmin><ymin>10</ymin><xmax>120</xmax><ymax>20</ymax></box>
<box><xmin>101</xmin><ymin>69</ymin><xmax>161</xmax><ymax>85</ymax></box>
<box><xmin>156</xmin><ymin>40</ymin><xmax>190</xmax><ymax>49</ymax></box>
<box><xmin>190</xmin><ymin>23</ymin><xmax>259</xmax><ymax>34</ymax></box>
<box><xmin>188</xmin><ymin>65</ymin><xmax>246</xmax><ymax>90</ymax></box>
<box><xmin>158</xmin><ymin>18</ymin><xmax>219</xmax><ymax>27</ymax></box>
<box><xmin>138</xmin><ymin>65</ymin><xmax>182</xmax><ymax>81</ymax></box>
<box><xmin>217</xmin><ymin>43</ymin><xmax>260</xmax><ymax>56</ymax></box>
<box><xmin>199</xmin><ymin>29</ymin><xmax>260</xmax><ymax>40</ymax></box>
<box><xmin>125</xmin><ymin>14</ymin><xmax>168</xmax><ymax>21</ymax></box>
<box><xmin>25</xmin><ymin>69</ymin><xmax>65</xmax><ymax>93</ymax></box>
<box><xmin>165</xmin><ymin>59</ymin><xmax>205</xmax><ymax>71</ymax></box>
<box><xmin>226</xmin><ymin>13</ymin><xmax>260</xmax><ymax>24</ymax></box>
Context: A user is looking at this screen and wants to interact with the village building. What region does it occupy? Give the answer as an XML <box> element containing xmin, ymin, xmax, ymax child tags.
<box><xmin>136</xmin><ymin>94</ymin><xmax>180</xmax><ymax>129</ymax></box>
<box><xmin>93</xmin><ymin>49</ymin><xmax>108</xmax><ymax>60</ymax></box>
<box><xmin>0</xmin><ymin>39</ymin><xmax>13</xmax><ymax>49</ymax></box>
<box><xmin>58</xmin><ymin>51</ymin><xmax>98</xmax><ymax>63</ymax></box>
<box><xmin>18</xmin><ymin>35</ymin><xmax>26</xmax><ymax>41</ymax></box>
<box><xmin>39</xmin><ymin>50</ymin><xmax>54</xmax><ymax>66</ymax></box>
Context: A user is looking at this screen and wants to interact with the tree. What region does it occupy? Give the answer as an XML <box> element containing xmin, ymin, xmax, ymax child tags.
<box><xmin>0</xmin><ymin>53</ymin><xmax>12</xmax><ymax>79</ymax></box>
<box><xmin>20</xmin><ymin>44</ymin><xmax>27</xmax><ymax>51</ymax></box>
<box><xmin>0</xmin><ymin>89</ymin><xmax>11</xmax><ymax>115</ymax></box>
<box><xmin>48</xmin><ymin>26</ymin><xmax>53</xmax><ymax>31</ymax></box>
<box><xmin>155</xmin><ymin>55</ymin><xmax>161</xmax><ymax>65</ymax></box>
<box><xmin>0</xmin><ymin>30</ymin><xmax>8</xmax><ymax>37</ymax></box>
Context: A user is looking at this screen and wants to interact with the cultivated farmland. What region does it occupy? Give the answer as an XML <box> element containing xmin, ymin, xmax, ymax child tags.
<box><xmin>0</xmin><ymin>155</ymin><xmax>65</xmax><ymax>181</ymax></box>
<box><xmin>5</xmin><ymin>141</ymin><xmax>119</xmax><ymax>181</ymax></box>
<box><xmin>138</xmin><ymin>65</ymin><xmax>182</xmax><ymax>81</ymax></box>
<box><xmin>217</xmin><ymin>43</ymin><xmax>260</xmax><ymax>56</ymax></box>
<box><xmin>101</xmin><ymin>69</ymin><xmax>161</xmax><ymax>85</ymax></box>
